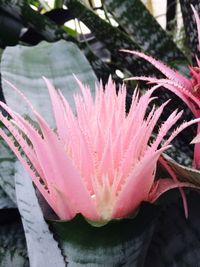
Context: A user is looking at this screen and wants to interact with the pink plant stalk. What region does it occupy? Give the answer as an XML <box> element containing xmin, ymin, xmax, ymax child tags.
<box><xmin>122</xmin><ymin>5</ymin><xmax>200</xmax><ymax>168</ymax></box>
<box><xmin>0</xmin><ymin>78</ymin><xmax>198</xmax><ymax>223</ymax></box>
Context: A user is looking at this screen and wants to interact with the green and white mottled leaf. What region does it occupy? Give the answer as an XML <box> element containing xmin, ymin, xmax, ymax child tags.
<box><xmin>0</xmin><ymin>186</ymin><xmax>15</xmax><ymax>209</ymax></box>
<box><xmin>15</xmin><ymin>161</ymin><xmax>66</xmax><ymax>267</ymax></box>
<box><xmin>0</xmin><ymin>221</ymin><xmax>29</xmax><ymax>267</ymax></box>
<box><xmin>104</xmin><ymin>0</ymin><xmax>187</xmax><ymax>66</ymax></box>
<box><xmin>1</xmin><ymin>40</ymin><xmax>97</xmax><ymax>127</ymax></box>
<box><xmin>50</xmin><ymin>203</ymin><xmax>158</xmax><ymax>267</ymax></box>
<box><xmin>66</xmin><ymin>0</ymin><xmax>158</xmax><ymax>77</ymax></box>
<box><xmin>0</xmin><ymin>139</ymin><xmax>17</xmax><ymax>205</ymax></box>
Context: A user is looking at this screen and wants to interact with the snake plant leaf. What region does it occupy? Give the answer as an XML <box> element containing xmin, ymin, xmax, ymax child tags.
<box><xmin>146</xmin><ymin>191</ymin><xmax>200</xmax><ymax>267</ymax></box>
<box><xmin>50</xmin><ymin>203</ymin><xmax>158</xmax><ymax>267</ymax></box>
<box><xmin>161</xmin><ymin>153</ymin><xmax>200</xmax><ymax>186</ymax></box>
<box><xmin>179</xmin><ymin>0</ymin><xmax>200</xmax><ymax>61</ymax></box>
<box><xmin>1</xmin><ymin>40</ymin><xmax>97</xmax><ymax>127</ymax></box>
<box><xmin>0</xmin><ymin>187</ymin><xmax>15</xmax><ymax>209</ymax></box>
<box><xmin>65</xmin><ymin>0</ymin><xmax>159</xmax><ymax>77</ymax></box>
<box><xmin>0</xmin><ymin>139</ymin><xmax>17</xmax><ymax>204</ymax></box>
<box><xmin>15</xmin><ymin>161</ymin><xmax>66</xmax><ymax>267</ymax></box>
<box><xmin>104</xmin><ymin>0</ymin><xmax>187</xmax><ymax>67</ymax></box>
<box><xmin>0</xmin><ymin>0</ymin><xmax>68</xmax><ymax>42</ymax></box>
<box><xmin>0</xmin><ymin>221</ymin><xmax>29</xmax><ymax>267</ymax></box>
<box><xmin>0</xmin><ymin>10</ymin><xmax>23</xmax><ymax>48</ymax></box>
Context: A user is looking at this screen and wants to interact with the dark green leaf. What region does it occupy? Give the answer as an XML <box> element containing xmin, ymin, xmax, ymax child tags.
<box><xmin>0</xmin><ymin>139</ymin><xmax>17</xmax><ymax>204</ymax></box>
<box><xmin>66</xmin><ymin>0</ymin><xmax>158</xmax><ymax>77</ymax></box>
<box><xmin>104</xmin><ymin>0</ymin><xmax>187</xmax><ymax>67</ymax></box>
<box><xmin>50</xmin><ymin>203</ymin><xmax>159</xmax><ymax>267</ymax></box>
<box><xmin>180</xmin><ymin>0</ymin><xmax>200</xmax><ymax>62</ymax></box>
<box><xmin>0</xmin><ymin>0</ymin><xmax>69</xmax><ymax>42</ymax></box>
<box><xmin>0</xmin><ymin>187</ymin><xmax>15</xmax><ymax>210</ymax></box>
<box><xmin>146</xmin><ymin>191</ymin><xmax>200</xmax><ymax>266</ymax></box>
<box><xmin>0</xmin><ymin>221</ymin><xmax>29</xmax><ymax>267</ymax></box>
<box><xmin>0</xmin><ymin>10</ymin><xmax>23</xmax><ymax>48</ymax></box>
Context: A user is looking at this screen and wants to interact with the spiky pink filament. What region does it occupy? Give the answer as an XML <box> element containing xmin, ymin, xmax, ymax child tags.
<box><xmin>0</xmin><ymin>77</ymin><xmax>199</xmax><ymax>222</ymax></box>
<box><xmin>121</xmin><ymin>49</ymin><xmax>192</xmax><ymax>90</ymax></box>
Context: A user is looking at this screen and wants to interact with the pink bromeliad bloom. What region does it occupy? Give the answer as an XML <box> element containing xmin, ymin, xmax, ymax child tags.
<box><xmin>122</xmin><ymin>5</ymin><xmax>200</xmax><ymax>168</ymax></box>
<box><xmin>0</xmin><ymin>78</ymin><xmax>197</xmax><ymax>223</ymax></box>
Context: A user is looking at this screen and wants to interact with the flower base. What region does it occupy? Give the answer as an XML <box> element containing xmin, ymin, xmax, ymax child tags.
<box><xmin>50</xmin><ymin>203</ymin><xmax>158</xmax><ymax>267</ymax></box>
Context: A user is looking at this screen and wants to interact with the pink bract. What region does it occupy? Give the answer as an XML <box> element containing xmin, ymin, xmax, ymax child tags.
<box><xmin>0</xmin><ymin>77</ymin><xmax>197</xmax><ymax>223</ymax></box>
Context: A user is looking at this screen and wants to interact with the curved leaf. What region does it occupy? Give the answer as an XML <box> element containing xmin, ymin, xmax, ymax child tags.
<box><xmin>0</xmin><ymin>221</ymin><xmax>29</xmax><ymax>267</ymax></box>
<box><xmin>15</xmin><ymin>161</ymin><xmax>66</xmax><ymax>267</ymax></box>
<box><xmin>162</xmin><ymin>153</ymin><xmax>200</xmax><ymax>186</ymax></box>
<box><xmin>50</xmin><ymin>203</ymin><xmax>158</xmax><ymax>267</ymax></box>
<box><xmin>0</xmin><ymin>0</ymin><xmax>67</xmax><ymax>42</ymax></box>
<box><xmin>1</xmin><ymin>40</ymin><xmax>97</xmax><ymax>127</ymax></box>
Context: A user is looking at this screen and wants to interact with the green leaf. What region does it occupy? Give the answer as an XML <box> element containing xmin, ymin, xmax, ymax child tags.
<box><xmin>161</xmin><ymin>153</ymin><xmax>200</xmax><ymax>186</ymax></box>
<box><xmin>15</xmin><ymin>162</ymin><xmax>66</xmax><ymax>267</ymax></box>
<box><xmin>104</xmin><ymin>0</ymin><xmax>187</xmax><ymax>66</ymax></box>
<box><xmin>1</xmin><ymin>40</ymin><xmax>97</xmax><ymax>127</ymax></box>
<box><xmin>66</xmin><ymin>0</ymin><xmax>157</xmax><ymax>77</ymax></box>
<box><xmin>0</xmin><ymin>139</ymin><xmax>17</xmax><ymax>204</ymax></box>
<box><xmin>50</xmin><ymin>203</ymin><xmax>159</xmax><ymax>266</ymax></box>
<box><xmin>0</xmin><ymin>187</ymin><xmax>15</xmax><ymax>209</ymax></box>
<box><xmin>0</xmin><ymin>0</ymin><xmax>68</xmax><ymax>42</ymax></box>
<box><xmin>179</xmin><ymin>0</ymin><xmax>200</xmax><ymax>61</ymax></box>
<box><xmin>0</xmin><ymin>10</ymin><xmax>23</xmax><ymax>48</ymax></box>
<box><xmin>0</xmin><ymin>221</ymin><xmax>29</xmax><ymax>267</ymax></box>
<box><xmin>146</xmin><ymin>191</ymin><xmax>200</xmax><ymax>266</ymax></box>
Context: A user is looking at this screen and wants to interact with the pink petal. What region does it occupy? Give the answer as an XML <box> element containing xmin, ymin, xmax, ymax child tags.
<box><xmin>112</xmin><ymin>148</ymin><xmax>167</xmax><ymax>218</ymax></box>
<box><xmin>148</xmin><ymin>178</ymin><xmax>197</xmax><ymax>203</ymax></box>
<box><xmin>42</xmin><ymin>77</ymin><xmax>68</xmax><ymax>142</ymax></box>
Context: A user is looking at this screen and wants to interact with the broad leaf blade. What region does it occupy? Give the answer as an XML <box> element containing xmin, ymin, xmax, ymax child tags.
<box><xmin>1</xmin><ymin>40</ymin><xmax>97</xmax><ymax>127</ymax></box>
<box><xmin>15</xmin><ymin>161</ymin><xmax>66</xmax><ymax>267</ymax></box>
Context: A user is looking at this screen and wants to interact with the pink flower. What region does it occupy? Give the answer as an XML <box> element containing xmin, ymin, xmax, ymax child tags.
<box><xmin>0</xmin><ymin>78</ymin><xmax>197</xmax><ymax>223</ymax></box>
<box><xmin>122</xmin><ymin>5</ymin><xmax>200</xmax><ymax>168</ymax></box>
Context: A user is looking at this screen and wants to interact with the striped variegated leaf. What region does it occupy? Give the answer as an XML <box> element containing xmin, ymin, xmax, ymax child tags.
<box><xmin>0</xmin><ymin>139</ymin><xmax>17</xmax><ymax>204</ymax></box>
<box><xmin>50</xmin><ymin>203</ymin><xmax>158</xmax><ymax>267</ymax></box>
<box><xmin>15</xmin><ymin>161</ymin><xmax>66</xmax><ymax>267</ymax></box>
<box><xmin>0</xmin><ymin>221</ymin><xmax>29</xmax><ymax>267</ymax></box>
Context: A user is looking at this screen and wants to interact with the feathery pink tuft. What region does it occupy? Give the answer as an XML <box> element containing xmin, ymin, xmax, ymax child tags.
<box><xmin>0</xmin><ymin>77</ymin><xmax>198</xmax><ymax>223</ymax></box>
